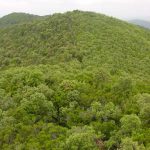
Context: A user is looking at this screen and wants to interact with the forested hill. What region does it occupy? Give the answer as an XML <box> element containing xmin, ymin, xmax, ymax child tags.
<box><xmin>0</xmin><ymin>12</ymin><xmax>41</xmax><ymax>28</ymax></box>
<box><xmin>0</xmin><ymin>10</ymin><xmax>150</xmax><ymax>150</ymax></box>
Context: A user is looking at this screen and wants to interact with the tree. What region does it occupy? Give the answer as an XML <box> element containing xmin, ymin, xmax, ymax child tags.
<box><xmin>91</xmin><ymin>101</ymin><xmax>121</xmax><ymax>122</ymax></box>
<box><xmin>137</xmin><ymin>93</ymin><xmax>150</xmax><ymax>126</ymax></box>
<box><xmin>120</xmin><ymin>114</ymin><xmax>141</xmax><ymax>136</ymax></box>
<box><xmin>112</xmin><ymin>78</ymin><xmax>133</xmax><ymax>104</ymax></box>
<box><xmin>15</xmin><ymin>92</ymin><xmax>55</xmax><ymax>123</ymax></box>
<box><xmin>62</xmin><ymin>126</ymin><xmax>101</xmax><ymax>150</ymax></box>
<box><xmin>119</xmin><ymin>137</ymin><xmax>146</xmax><ymax>150</ymax></box>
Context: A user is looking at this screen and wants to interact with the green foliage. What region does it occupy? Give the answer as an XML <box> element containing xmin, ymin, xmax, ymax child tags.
<box><xmin>119</xmin><ymin>137</ymin><xmax>146</xmax><ymax>150</ymax></box>
<box><xmin>136</xmin><ymin>94</ymin><xmax>150</xmax><ymax>126</ymax></box>
<box><xmin>0</xmin><ymin>10</ymin><xmax>149</xmax><ymax>149</ymax></box>
<box><xmin>120</xmin><ymin>114</ymin><xmax>141</xmax><ymax>135</ymax></box>
<box><xmin>62</xmin><ymin>126</ymin><xmax>101</xmax><ymax>150</ymax></box>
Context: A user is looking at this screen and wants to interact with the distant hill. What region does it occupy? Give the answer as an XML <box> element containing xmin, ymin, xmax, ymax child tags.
<box><xmin>0</xmin><ymin>12</ymin><xmax>41</xmax><ymax>28</ymax></box>
<box><xmin>129</xmin><ymin>19</ymin><xmax>150</xmax><ymax>29</ymax></box>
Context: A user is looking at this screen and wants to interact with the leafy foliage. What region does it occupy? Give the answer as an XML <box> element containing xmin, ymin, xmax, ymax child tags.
<box><xmin>0</xmin><ymin>10</ymin><xmax>150</xmax><ymax>149</ymax></box>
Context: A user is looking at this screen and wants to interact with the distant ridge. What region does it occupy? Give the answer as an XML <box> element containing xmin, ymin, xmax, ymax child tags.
<box><xmin>129</xmin><ymin>19</ymin><xmax>150</xmax><ymax>29</ymax></box>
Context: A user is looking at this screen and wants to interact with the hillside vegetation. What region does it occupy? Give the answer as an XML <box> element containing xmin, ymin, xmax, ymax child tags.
<box><xmin>0</xmin><ymin>10</ymin><xmax>150</xmax><ymax>150</ymax></box>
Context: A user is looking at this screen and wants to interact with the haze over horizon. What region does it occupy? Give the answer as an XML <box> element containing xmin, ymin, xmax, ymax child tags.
<box><xmin>0</xmin><ymin>0</ymin><xmax>150</xmax><ymax>21</ymax></box>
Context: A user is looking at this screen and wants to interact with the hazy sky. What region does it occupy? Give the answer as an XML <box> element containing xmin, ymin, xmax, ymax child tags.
<box><xmin>0</xmin><ymin>0</ymin><xmax>150</xmax><ymax>20</ymax></box>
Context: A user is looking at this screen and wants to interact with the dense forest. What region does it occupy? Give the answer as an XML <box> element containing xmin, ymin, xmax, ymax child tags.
<box><xmin>0</xmin><ymin>10</ymin><xmax>150</xmax><ymax>150</ymax></box>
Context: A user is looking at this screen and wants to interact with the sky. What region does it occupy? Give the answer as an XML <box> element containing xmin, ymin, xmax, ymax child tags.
<box><xmin>0</xmin><ymin>0</ymin><xmax>150</xmax><ymax>20</ymax></box>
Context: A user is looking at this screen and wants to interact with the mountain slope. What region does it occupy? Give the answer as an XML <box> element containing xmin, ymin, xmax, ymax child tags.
<box><xmin>129</xmin><ymin>19</ymin><xmax>150</xmax><ymax>29</ymax></box>
<box><xmin>0</xmin><ymin>11</ymin><xmax>150</xmax><ymax>149</ymax></box>
<box><xmin>0</xmin><ymin>12</ymin><xmax>41</xmax><ymax>28</ymax></box>
<box><xmin>0</xmin><ymin>11</ymin><xmax>149</xmax><ymax>79</ymax></box>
